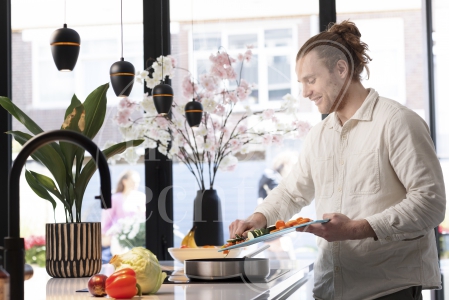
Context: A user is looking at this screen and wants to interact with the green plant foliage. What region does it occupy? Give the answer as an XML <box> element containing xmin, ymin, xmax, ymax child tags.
<box><xmin>0</xmin><ymin>83</ymin><xmax>143</xmax><ymax>223</ymax></box>
<box><xmin>25</xmin><ymin>245</ymin><xmax>46</xmax><ymax>267</ymax></box>
<box><xmin>117</xmin><ymin>222</ymin><xmax>146</xmax><ymax>249</ymax></box>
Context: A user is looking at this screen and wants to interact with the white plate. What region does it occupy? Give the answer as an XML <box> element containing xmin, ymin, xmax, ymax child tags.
<box><xmin>168</xmin><ymin>247</ymin><xmax>242</xmax><ymax>263</ymax></box>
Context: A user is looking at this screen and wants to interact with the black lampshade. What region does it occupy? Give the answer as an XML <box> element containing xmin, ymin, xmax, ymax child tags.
<box><xmin>110</xmin><ymin>58</ymin><xmax>135</xmax><ymax>97</ymax></box>
<box><xmin>50</xmin><ymin>24</ymin><xmax>80</xmax><ymax>71</ymax></box>
<box><xmin>152</xmin><ymin>82</ymin><xmax>173</xmax><ymax>115</ymax></box>
<box><xmin>185</xmin><ymin>99</ymin><xmax>203</xmax><ymax>127</ymax></box>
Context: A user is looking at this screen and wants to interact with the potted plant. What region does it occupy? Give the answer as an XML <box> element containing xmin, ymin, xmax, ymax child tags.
<box><xmin>0</xmin><ymin>83</ymin><xmax>143</xmax><ymax>277</ymax></box>
<box><xmin>114</xmin><ymin>48</ymin><xmax>311</xmax><ymax>246</ymax></box>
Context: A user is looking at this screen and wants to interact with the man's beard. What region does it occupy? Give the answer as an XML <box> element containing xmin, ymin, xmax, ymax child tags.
<box><xmin>327</xmin><ymin>77</ymin><xmax>351</xmax><ymax>114</ymax></box>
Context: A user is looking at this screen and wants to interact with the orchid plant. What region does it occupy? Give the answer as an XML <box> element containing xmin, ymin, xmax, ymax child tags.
<box><xmin>114</xmin><ymin>47</ymin><xmax>311</xmax><ymax>191</ymax></box>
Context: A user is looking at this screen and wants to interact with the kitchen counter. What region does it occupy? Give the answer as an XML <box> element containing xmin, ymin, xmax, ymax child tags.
<box><xmin>27</xmin><ymin>259</ymin><xmax>315</xmax><ymax>300</ymax></box>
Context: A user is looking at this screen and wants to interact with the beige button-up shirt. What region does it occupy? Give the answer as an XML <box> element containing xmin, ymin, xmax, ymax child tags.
<box><xmin>255</xmin><ymin>89</ymin><xmax>446</xmax><ymax>300</ymax></box>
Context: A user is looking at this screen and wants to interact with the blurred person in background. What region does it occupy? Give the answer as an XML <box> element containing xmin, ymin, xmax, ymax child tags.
<box><xmin>101</xmin><ymin>170</ymin><xmax>145</xmax><ymax>263</ymax></box>
<box><xmin>258</xmin><ymin>151</ymin><xmax>299</xmax><ymax>204</ymax></box>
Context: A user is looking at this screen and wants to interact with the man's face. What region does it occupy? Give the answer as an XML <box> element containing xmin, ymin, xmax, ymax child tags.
<box><xmin>296</xmin><ymin>51</ymin><xmax>346</xmax><ymax>114</ymax></box>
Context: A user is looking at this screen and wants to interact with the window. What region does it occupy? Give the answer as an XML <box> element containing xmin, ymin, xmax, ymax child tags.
<box><xmin>189</xmin><ymin>26</ymin><xmax>296</xmax><ymax>108</ymax></box>
<box><xmin>170</xmin><ymin>1</ymin><xmax>320</xmax><ymax>259</ymax></box>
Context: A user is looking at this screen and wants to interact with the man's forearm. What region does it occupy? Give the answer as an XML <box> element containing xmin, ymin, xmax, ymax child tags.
<box><xmin>351</xmin><ymin>219</ymin><xmax>377</xmax><ymax>240</ymax></box>
<box><xmin>247</xmin><ymin>212</ymin><xmax>268</xmax><ymax>229</ymax></box>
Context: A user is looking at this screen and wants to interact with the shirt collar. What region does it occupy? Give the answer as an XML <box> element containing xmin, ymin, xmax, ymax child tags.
<box><xmin>327</xmin><ymin>88</ymin><xmax>379</xmax><ymax>129</ymax></box>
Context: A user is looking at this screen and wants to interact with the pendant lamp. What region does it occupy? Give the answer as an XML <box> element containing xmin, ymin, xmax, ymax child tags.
<box><xmin>183</xmin><ymin>6</ymin><xmax>203</xmax><ymax>127</ymax></box>
<box><xmin>50</xmin><ymin>1</ymin><xmax>80</xmax><ymax>72</ymax></box>
<box><xmin>152</xmin><ymin>0</ymin><xmax>173</xmax><ymax>115</ymax></box>
<box><xmin>110</xmin><ymin>0</ymin><xmax>135</xmax><ymax>97</ymax></box>
<box><xmin>184</xmin><ymin>99</ymin><xmax>203</xmax><ymax>127</ymax></box>
<box><xmin>110</xmin><ymin>58</ymin><xmax>135</xmax><ymax>97</ymax></box>
<box><xmin>153</xmin><ymin>82</ymin><xmax>173</xmax><ymax>115</ymax></box>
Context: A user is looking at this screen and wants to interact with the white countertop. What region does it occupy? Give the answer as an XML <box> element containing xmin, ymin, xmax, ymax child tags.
<box><xmin>25</xmin><ymin>259</ymin><xmax>314</xmax><ymax>300</ymax></box>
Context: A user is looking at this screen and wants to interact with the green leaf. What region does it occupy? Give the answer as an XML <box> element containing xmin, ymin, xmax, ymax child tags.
<box><xmin>25</xmin><ymin>170</ymin><xmax>57</xmax><ymax>211</ymax></box>
<box><xmin>0</xmin><ymin>96</ymin><xmax>63</xmax><ymax>157</ymax></box>
<box><xmin>8</xmin><ymin>131</ymin><xmax>67</xmax><ymax>199</ymax></box>
<box><xmin>64</xmin><ymin>94</ymin><xmax>82</xmax><ymax>120</ymax></box>
<box><xmin>60</xmin><ymin>104</ymin><xmax>85</xmax><ymax>180</ymax></box>
<box><xmin>82</xmin><ymin>83</ymin><xmax>109</xmax><ymax>139</ymax></box>
<box><xmin>74</xmin><ymin>139</ymin><xmax>144</xmax><ymax>214</ymax></box>
<box><xmin>0</xmin><ymin>97</ymin><xmax>44</xmax><ymax>135</ymax></box>
<box><xmin>28</xmin><ymin>170</ymin><xmax>63</xmax><ymax>201</ymax></box>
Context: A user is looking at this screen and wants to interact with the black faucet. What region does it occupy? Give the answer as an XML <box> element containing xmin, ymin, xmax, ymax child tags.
<box><xmin>4</xmin><ymin>130</ymin><xmax>112</xmax><ymax>300</ymax></box>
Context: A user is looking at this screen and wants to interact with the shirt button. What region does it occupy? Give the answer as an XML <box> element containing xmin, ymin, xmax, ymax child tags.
<box><xmin>334</xmin><ymin>266</ymin><xmax>340</xmax><ymax>272</ymax></box>
<box><xmin>340</xmin><ymin>160</ymin><xmax>344</xmax><ymax>165</ymax></box>
<box><xmin>386</xmin><ymin>236</ymin><xmax>392</xmax><ymax>241</ymax></box>
<box><xmin>342</xmin><ymin>135</ymin><xmax>347</xmax><ymax>140</ymax></box>
<box><xmin>338</xmin><ymin>187</ymin><xmax>342</xmax><ymax>192</ymax></box>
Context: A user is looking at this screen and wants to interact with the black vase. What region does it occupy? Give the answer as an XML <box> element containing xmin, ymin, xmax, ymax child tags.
<box><xmin>193</xmin><ymin>189</ymin><xmax>224</xmax><ymax>246</ymax></box>
<box><xmin>46</xmin><ymin>222</ymin><xmax>102</xmax><ymax>278</ymax></box>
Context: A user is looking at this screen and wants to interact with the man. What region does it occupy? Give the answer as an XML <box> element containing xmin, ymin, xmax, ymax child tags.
<box><xmin>229</xmin><ymin>20</ymin><xmax>446</xmax><ymax>300</ymax></box>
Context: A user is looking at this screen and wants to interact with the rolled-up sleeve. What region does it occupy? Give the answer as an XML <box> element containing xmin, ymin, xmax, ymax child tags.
<box><xmin>365</xmin><ymin>109</ymin><xmax>446</xmax><ymax>244</ymax></box>
<box><xmin>255</xmin><ymin>130</ymin><xmax>316</xmax><ymax>226</ymax></box>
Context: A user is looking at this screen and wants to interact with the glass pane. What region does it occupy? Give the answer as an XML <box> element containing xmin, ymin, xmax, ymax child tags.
<box><xmin>193</xmin><ymin>32</ymin><xmax>221</xmax><ymax>51</ymax></box>
<box><xmin>269</xmin><ymin>88</ymin><xmax>291</xmax><ymax>101</ymax></box>
<box><xmin>229</xmin><ymin>34</ymin><xmax>258</xmax><ymax>49</ymax></box>
<box><xmin>265</xmin><ymin>28</ymin><xmax>292</xmax><ymax>47</ymax></box>
<box><xmin>11</xmin><ymin>0</ymin><xmax>145</xmax><ymax>280</ymax></box>
<box><xmin>336</xmin><ymin>2</ymin><xmax>427</xmax><ymax>119</ymax></box>
<box><xmin>268</xmin><ymin>55</ymin><xmax>290</xmax><ymax>85</ymax></box>
<box><xmin>171</xmin><ymin>0</ymin><xmax>320</xmax><ymax>260</ymax></box>
<box><xmin>196</xmin><ymin>58</ymin><xmax>210</xmax><ymax>77</ymax></box>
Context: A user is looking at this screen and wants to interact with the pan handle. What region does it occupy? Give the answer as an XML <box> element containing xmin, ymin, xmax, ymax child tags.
<box><xmin>243</xmin><ymin>244</ymin><xmax>271</xmax><ymax>258</ymax></box>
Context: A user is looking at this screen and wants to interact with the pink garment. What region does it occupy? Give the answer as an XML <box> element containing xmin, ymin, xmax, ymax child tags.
<box><xmin>101</xmin><ymin>191</ymin><xmax>145</xmax><ymax>236</ymax></box>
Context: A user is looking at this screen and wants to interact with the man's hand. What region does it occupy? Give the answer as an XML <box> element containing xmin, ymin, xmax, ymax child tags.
<box><xmin>229</xmin><ymin>213</ymin><xmax>267</xmax><ymax>238</ymax></box>
<box><xmin>297</xmin><ymin>213</ymin><xmax>377</xmax><ymax>242</ymax></box>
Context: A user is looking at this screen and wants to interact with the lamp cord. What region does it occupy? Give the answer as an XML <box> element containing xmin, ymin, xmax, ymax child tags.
<box><xmin>191</xmin><ymin>0</ymin><xmax>195</xmax><ymax>98</ymax></box>
<box><xmin>121</xmin><ymin>0</ymin><xmax>124</xmax><ymax>59</ymax></box>
<box><xmin>161</xmin><ymin>0</ymin><xmax>164</xmax><ymax>81</ymax></box>
<box><xmin>64</xmin><ymin>0</ymin><xmax>66</xmax><ymax>24</ymax></box>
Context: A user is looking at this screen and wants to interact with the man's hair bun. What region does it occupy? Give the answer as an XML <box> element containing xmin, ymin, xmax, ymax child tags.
<box><xmin>328</xmin><ymin>20</ymin><xmax>362</xmax><ymax>38</ymax></box>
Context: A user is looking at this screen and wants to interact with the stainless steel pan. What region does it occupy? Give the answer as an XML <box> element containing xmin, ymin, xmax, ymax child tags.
<box><xmin>184</xmin><ymin>245</ymin><xmax>270</xmax><ymax>280</ymax></box>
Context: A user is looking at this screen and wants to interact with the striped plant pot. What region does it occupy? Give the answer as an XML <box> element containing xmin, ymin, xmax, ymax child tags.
<box><xmin>46</xmin><ymin>222</ymin><xmax>102</xmax><ymax>278</ymax></box>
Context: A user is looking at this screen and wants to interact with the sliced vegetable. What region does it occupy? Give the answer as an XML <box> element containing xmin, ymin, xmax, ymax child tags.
<box><xmin>247</xmin><ymin>228</ymin><xmax>270</xmax><ymax>240</ymax></box>
<box><xmin>275</xmin><ymin>220</ymin><xmax>286</xmax><ymax>229</ymax></box>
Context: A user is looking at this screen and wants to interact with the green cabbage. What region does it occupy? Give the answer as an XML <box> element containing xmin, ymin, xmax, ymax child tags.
<box><xmin>109</xmin><ymin>247</ymin><xmax>167</xmax><ymax>294</ymax></box>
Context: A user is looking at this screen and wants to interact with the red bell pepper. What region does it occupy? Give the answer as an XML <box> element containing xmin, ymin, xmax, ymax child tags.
<box><xmin>105</xmin><ymin>268</ymin><xmax>141</xmax><ymax>299</ymax></box>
